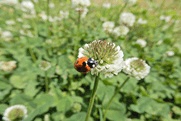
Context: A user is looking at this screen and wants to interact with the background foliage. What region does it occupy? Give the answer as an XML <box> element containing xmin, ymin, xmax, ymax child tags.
<box><xmin>0</xmin><ymin>0</ymin><xmax>181</xmax><ymax>121</ymax></box>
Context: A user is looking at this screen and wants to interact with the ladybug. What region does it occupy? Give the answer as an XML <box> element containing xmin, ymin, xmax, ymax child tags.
<box><xmin>74</xmin><ymin>57</ymin><xmax>98</xmax><ymax>73</ymax></box>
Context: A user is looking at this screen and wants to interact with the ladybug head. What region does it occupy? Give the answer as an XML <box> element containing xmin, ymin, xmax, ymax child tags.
<box><xmin>87</xmin><ymin>58</ymin><xmax>98</xmax><ymax>68</ymax></box>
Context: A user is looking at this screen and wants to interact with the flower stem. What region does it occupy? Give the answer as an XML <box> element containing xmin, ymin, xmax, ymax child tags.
<box><xmin>103</xmin><ymin>77</ymin><xmax>130</xmax><ymax>121</ymax></box>
<box><xmin>120</xmin><ymin>2</ymin><xmax>128</xmax><ymax>13</ymax></box>
<box><xmin>78</xmin><ymin>11</ymin><xmax>81</xmax><ymax>28</ymax></box>
<box><xmin>85</xmin><ymin>74</ymin><xmax>100</xmax><ymax>121</ymax></box>
<box><xmin>45</xmin><ymin>71</ymin><xmax>49</xmax><ymax>92</ymax></box>
<box><xmin>29</xmin><ymin>48</ymin><xmax>36</xmax><ymax>62</ymax></box>
<box><xmin>46</xmin><ymin>0</ymin><xmax>50</xmax><ymax>36</ymax></box>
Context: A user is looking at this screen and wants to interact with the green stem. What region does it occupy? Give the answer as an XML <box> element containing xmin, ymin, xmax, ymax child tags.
<box><xmin>85</xmin><ymin>74</ymin><xmax>100</xmax><ymax>121</ymax></box>
<box><xmin>29</xmin><ymin>48</ymin><xmax>36</xmax><ymax>62</ymax></box>
<box><xmin>45</xmin><ymin>71</ymin><xmax>49</xmax><ymax>92</ymax></box>
<box><xmin>103</xmin><ymin>77</ymin><xmax>130</xmax><ymax>121</ymax></box>
<box><xmin>78</xmin><ymin>11</ymin><xmax>81</xmax><ymax>28</ymax></box>
<box><xmin>47</xmin><ymin>0</ymin><xmax>50</xmax><ymax>36</ymax></box>
<box><xmin>120</xmin><ymin>2</ymin><xmax>128</xmax><ymax>13</ymax></box>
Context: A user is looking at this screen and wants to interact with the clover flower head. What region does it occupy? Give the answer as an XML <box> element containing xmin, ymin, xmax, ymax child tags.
<box><xmin>112</xmin><ymin>25</ymin><xmax>129</xmax><ymax>37</ymax></box>
<box><xmin>120</xmin><ymin>12</ymin><xmax>136</xmax><ymax>27</ymax></box>
<box><xmin>72</xmin><ymin>0</ymin><xmax>91</xmax><ymax>7</ymax></box>
<box><xmin>78</xmin><ymin>40</ymin><xmax>124</xmax><ymax>78</ymax></box>
<box><xmin>160</xmin><ymin>15</ymin><xmax>171</xmax><ymax>22</ymax></box>
<box><xmin>102</xmin><ymin>21</ymin><xmax>115</xmax><ymax>33</ymax></box>
<box><xmin>165</xmin><ymin>50</ymin><xmax>175</xmax><ymax>57</ymax></box>
<box><xmin>21</xmin><ymin>1</ymin><xmax>34</xmax><ymax>11</ymax></box>
<box><xmin>75</xmin><ymin>7</ymin><xmax>89</xmax><ymax>18</ymax></box>
<box><xmin>1</xmin><ymin>31</ymin><xmax>13</xmax><ymax>41</ymax></box>
<box><xmin>123</xmin><ymin>57</ymin><xmax>150</xmax><ymax>80</ymax></box>
<box><xmin>0</xmin><ymin>60</ymin><xmax>17</xmax><ymax>71</ymax></box>
<box><xmin>0</xmin><ymin>0</ymin><xmax>18</xmax><ymax>5</ymax></box>
<box><xmin>39</xmin><ymin>60</ymin><xmax>51</xmax><ymax>71</ymax></box>
<box><xmin>137</xmin><ymin>18</ymin><xmax>147</xmax><ymax>24</ymax></box>
<box><xmin>3</xmin><ymin>105</ymin><xmax>28</xmax><ymax>121</ymax></box>
<box><xmin>102</xmin><ymin>2</ymin><xmax>111</xmax><ymax>9</ymax></box>
<box><xmin>59</xmin><ymin>11</ymin><xmax>69</xmax><ymax>19</ymax></box>
<box><xmin>123</xmin><ymin>0</ymin><xmax>137</xmax><ymax>6</ymax></box>
<box><xmin>136</xmin><ymin>39</ymin><xmax>147</xmax><ymax>47</ymax></box>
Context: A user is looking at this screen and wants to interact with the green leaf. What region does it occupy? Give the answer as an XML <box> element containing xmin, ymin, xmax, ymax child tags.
<box><xmin>130</xmin><ymin>97</ymin><xmax>170</xmax><ymax>117</ymax></box>
<box><xmin>65</xmin><ymin>112</ymin><xmax>88</xmax><ymax>121</ymax></box>
<box><xmin>106</xmin><ymin>101</ymin><xmax>126</xmax><ymax>121</ymax></box>
<box><xmin>56</xmin><ymin>96</ymin><xmax>73</xmax><ymax>112</ymax></box>
<box><xmin>0</xmin><ymin>104</ymin><xmax>8</xmax><ymax>114</ymax></box>
<box><xmin>24</xmin><ymin>103</ymin><xmax>52</xmax><ymax>121</ymax></box>
<box><xmin>97</xmin><ymin>81</ymin><xmax>115</xmax><ymax>105</ymax></box>
<box><xmin>10</xmin><ymin>75</ymin><xmax>28</xmax><ymax>89</ymax></box>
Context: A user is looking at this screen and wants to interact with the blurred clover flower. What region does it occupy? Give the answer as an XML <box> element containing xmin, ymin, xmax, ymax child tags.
<box><xmin>135</xmin><ymin>39</ymin><xmax>147</xmax><ymax>48</ymax></box>
<box><xmin>72</xmin><ymin>0</ymin><xmax>90</xmax><ymax>18</ymax></box>
<box><xmin>59</xmin><ymin>10</ymin><xmax>69</xmax><ymax>19</ymax></box>
<box><xmin>21</xmin><ymin>1</ymin><xmax>35</xmax><ymax>14</ymax></box>
<box><xmin>102</xmin><ymin>21</ymin><xmax>115</xmax><ymax>33</ymax></box>
<box><xmin>5</xmin><ymin>20</ymin><xmax>15</xmax><ymax>26</ymax></box>
<box><xmin>120</xmin><ymin>12</ymin><xmax>136</xmax><ymax>27</ymax></box>
<box><xmin>72</xmin><ymin>0</ymin><xmax>91</xmax><ymax>7</ymax></box>
<box><xmin>78</xmin><ymin>40</ymin><xmax>124</xmax><ymax>78</ymax></box>
<box><xmin>165</xmin><ymin>50</ymin><xmax>175</xmax><ymax>57</ymax></box>
<box><xmin>39</xmin><ymin>60</ymin><xmax>51</xmax><ymax>71</ymax></box>
<box><xmin>123</xmin><ymin>57</ymin><xmax>150</xmax><ymax>80</ymax></box>
<box><xmin>0</xmin><ymin>0</ymin><xmax>18</xmax><ymax>5</ymax></box>
<box><xmin>49</xmin><ymin>2</ymin><xmax>55</xmax><ymax>8</ymax></box>
<box><xmin>75</xmin><ymin>7</ymin><xmax>89</xmax><ymax>18</ymax></box>
<box><xmin>3</xmin><ymin>105</ymin><xmax>28</xmax><ymax>121</ymax></box>
<box><xmin>102</xmin><ymin>2</ymin><xmax>111</xmax><ymax>9</ymax></box>
<box><xmin>112</xmin><ymin>25</ymin><xmax>129</xmax><ymax>37</ymax></box>
<box><xmin>0</xmin><ymin>61</ymin><xmax>17</xmax><ymax>72</ymax></box>
<box><xmin>137</xmin><ymin>18</ymin><xmax>147</xmax><ymax>24</ymax></box>
<box><xmin>1</xmin><ymin>31</ymin><xmax>13</xmax><ymax>42</ymax></box>
<box><xmin>123</xmin><ymin>0</ymin><xmax>137</xmax><ymax>6</ymax></box>
<box><xmin>160</xmin><ymin>15</ymin><xmax>171</xmax><ymax>22</ymax></box>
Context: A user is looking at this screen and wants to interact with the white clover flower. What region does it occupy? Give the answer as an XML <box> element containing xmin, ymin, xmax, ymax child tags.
<box><xmin>0</xmin><ymin>0</ymin><xmax>18</xmax><ymax>5</ymax></box>
<box><xmin>112</xmin><ymin>25</ymin><xmax>129</xmax><ymax>37</ymax></box>
<box><xmin>0</xmin><ymin>61</ymin><xmax>17</xmax><ymax>72</ymax></box>
<box><xmin>59</xmin><ymin>11</ymin><xmax>69</xmax><ymax>19</ymax></box>
<box><xmin>156</xmin><ymin>39</ymin><xmax>163</xmax><ymax>45</ymax></box>
<box><xmin>49</xmin><ymin>2</ymin><xmax>55</xmax><ymax>8</ymax></box>
<box><xmin>123</xmin><ymin>0</ymin><xmax>137</xmax><ymax>6</ymax></box>
<box><xmin>160</xmin><ymin>15</ymin><xmax>171</xmax><ymax>22</ymax></box>
<box><xmin>123</xmin><ymin>57</ymin><xmax>150</xmax><ymax>80</ymax></box>
<box><xmin>39</xmin><ymin>11</ymin><xmax>48</xmax><ymax>21</ymax></box>
<box><xmin>102</xmin><ymin>2</ymin><xmax>111</xmax><ymax>9</ymax></box>
<box><xmin>136</xmin><ymin>39</ymin><xmax>147</xmax><ymax>47</ymax></box>
<box><xmin>72</xmin><ymin>0</ymin><xmax>91</xmax><ymax>7</ymax></box>
<box><xmin>16</xmin><ymin>18</ymin><xmax>23</xmax><ymax>22</ymax></box>
<box><xmin>120</xmin><ymin>12</ymin><xmax>136</xmax><ymax>27</ymax></box>
<box><xmin>75</xmin><ymin>7</ymin><xmax>89</xmax><ymax>18</ymax></box>
<box><xmin>102</xmin><ymin>21</ymin><xmax>115</xmax><ymax>33</ymax></box>
<box><xmin>165</xmin><ymin>51</ymin><xmax>175</xmax><ymax>57</ymax></box>
<box><xmin>39</xmin><ymin>60</ymin><xmax>51</xmax><ymax>71</ymax></box>
<box><xmin>2</xmin><ymin>105</ymin><xmax>28</xmax><ymax>121</ymax></box>
<box><xmin>21</xmin><ymin>1</ymin><xmax>35</xmax><ymax>14</ymax></box>
<box><xmin>137</xmin><ymin>18</ymin><xmax>147</xmax><ymax>24</ymax></box>
<box><xmin>78</xmin><ymin>40</ymin><xmax>124</xmax><ymax>78</ymax></box>
<box><xmin>1</xmin><ymin>31</ymin><xmax>13</xmax><ymax>41</ymax></box>
<box><xmin>5</xmin><ymin>20</ymin><xmax>15</xmax><ymax>25</ymax></box>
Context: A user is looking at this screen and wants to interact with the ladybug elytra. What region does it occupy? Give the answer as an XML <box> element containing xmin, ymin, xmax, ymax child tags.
<box><xmin>74</xmin><ymin>57</ymin><xmax>98</xmax><ymax>73</ymax></box>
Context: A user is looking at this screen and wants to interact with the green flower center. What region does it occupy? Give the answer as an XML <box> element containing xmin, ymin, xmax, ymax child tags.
<box><xmin>8</xmin><ymin>108</ymin><xmax>24</xmax><ymax>121</ymax></box>
<box><xmin>130</xmin><ymin>59</ymin><xmax>145</xmax><ymax>72</ymax></box>
<box><xmin>83</xmin><ymin>41</ymin><xmax>119</xmax><ymax>65</ymax></box>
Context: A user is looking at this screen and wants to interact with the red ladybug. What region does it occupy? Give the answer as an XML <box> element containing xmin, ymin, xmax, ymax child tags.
<box><xmin>74</xmin><ymin>57</ymin><xmax>98</xmax><ymax>73</ymax></box>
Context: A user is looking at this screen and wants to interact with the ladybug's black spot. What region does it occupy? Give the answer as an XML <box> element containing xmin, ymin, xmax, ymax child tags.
<box><xmin>82</xmin><ymin>62</ymin><xmax>87</xmax><ymax>66</ymax></box>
